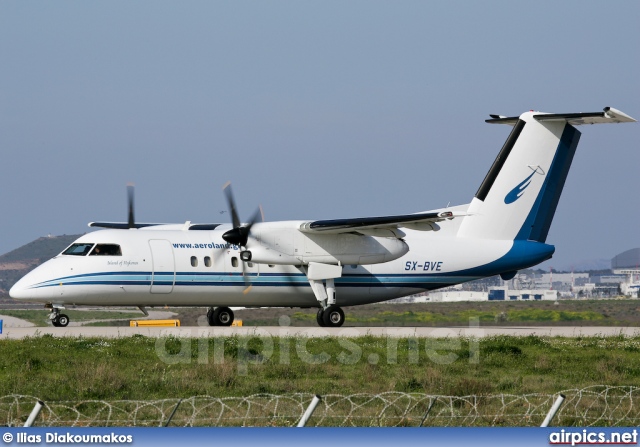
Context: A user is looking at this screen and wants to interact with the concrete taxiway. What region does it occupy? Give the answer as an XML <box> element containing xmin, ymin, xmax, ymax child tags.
<box><xmin>1</xmin><ymin>325</ymin><xmax>639</xmax><ymax>339</ymax></box>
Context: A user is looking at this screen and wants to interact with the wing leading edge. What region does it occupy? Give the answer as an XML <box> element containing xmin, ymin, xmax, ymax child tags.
<box><xmin>89</xmin><ymin>222</ymin><xmax>222</xmax><ymax>231</ymax></box>
<box><xmin>299</xmin><ymin>210</ymin><xmax>463</xmax><ymax>237</ymax></box>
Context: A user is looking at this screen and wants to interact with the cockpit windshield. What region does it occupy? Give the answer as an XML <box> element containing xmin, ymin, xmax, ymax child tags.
<box><xmin>62</xmin><ymin>243</ymin><xmax>94</xmax><ymax>256</ymax></box>
<box><xmin>89</xmin><ymin>244</ymin><xmax>122</xmax><ymax>256</ymax></box>
<box><xmin>61</xmin><ymin>243</ymin><xmax>122</xmax><ymax>256</ymax></box>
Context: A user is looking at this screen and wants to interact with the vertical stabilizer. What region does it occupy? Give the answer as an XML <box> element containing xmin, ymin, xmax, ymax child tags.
<box><xmin>457</xmin><ymin>107</ymin><xmax>635</xmax><ymax>242</ymax></box>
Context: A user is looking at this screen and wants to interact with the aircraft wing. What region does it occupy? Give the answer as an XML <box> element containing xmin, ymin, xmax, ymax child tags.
<box><xmin>89</xmin><ymin>222</ymin><xmax>222</xmax><ymax>230</ymax></box>
<box><xmin>299</xmin><ymin>210</ymin><xmax>463</xmax><ymax>237</ymax></box>
<box><xmin>88</xmin><ymin>222</ymin><xmax>165</xmax><ymax>229</ymax></box>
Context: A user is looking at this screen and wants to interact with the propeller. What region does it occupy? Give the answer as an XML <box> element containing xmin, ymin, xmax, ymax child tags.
<box><xmin>220</xmin><ymin>181</ymin><xmax>263</xmax><ymax>294</ymax></box>
<box><xmin>127</xmin><ymin>183</ymin><xmax>135</xmax><ymax>229</ymax></box>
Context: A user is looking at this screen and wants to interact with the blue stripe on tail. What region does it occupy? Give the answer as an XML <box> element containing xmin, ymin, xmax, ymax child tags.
<box><xmin>516</xmin><ymin>124</ymin><xmax>581</xmax><ymax>242</ymax></box>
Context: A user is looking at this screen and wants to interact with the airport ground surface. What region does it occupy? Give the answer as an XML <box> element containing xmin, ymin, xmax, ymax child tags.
<box><xmin>2</xmin><ymin>299</ymin><xmax>640</xmax><ymax>338</ymax></box>
<box><xmin>2</xmin><ymin>325</ymin><xmax>640</xmax><ymax>339</ymax></box>
<box><xmin>2</xmin><ymin>298</ymin><xmax>640</xmax><ymax>330</ymax></box>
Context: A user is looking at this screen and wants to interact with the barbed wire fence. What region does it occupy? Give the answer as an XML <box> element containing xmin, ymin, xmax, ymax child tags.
<box><xmin>2</xmin><ymin>386</ymin><xmax>639</xmax><ymax>427</ymax></box>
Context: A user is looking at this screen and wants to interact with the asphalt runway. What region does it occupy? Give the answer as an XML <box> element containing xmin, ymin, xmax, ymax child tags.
<box><xmin>2</xmin><ymin>325</ymin><xmax>640</xmax><ymax>339</ymax></box>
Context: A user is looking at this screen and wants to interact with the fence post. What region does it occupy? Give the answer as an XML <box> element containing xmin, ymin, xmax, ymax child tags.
<box><xmin>24</xmin><ymin>401</ymin><xmax>44</xmax><ymax>427</ymax></box>
<box><xmin>164</xmin><ymin>399</ymin><xmax>183</xmax><ymax>427</ymax></box>
<box><xmin>419</xmin><ymin>398</ymin><xmax>436</xmax><ymax>427</ymax></box>
<box><xmin>297</xmin><ymin>395</ymin><xmax>322</xmax><ymax>427</ymax></box>
<box><xmin>541</xmin><ymin>394</ymin><xmax>565</xmax><ymax>427</ymax></box>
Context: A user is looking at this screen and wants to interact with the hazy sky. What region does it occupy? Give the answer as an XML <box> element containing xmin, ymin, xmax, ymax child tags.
<box><xmin>1</xmin><ymin>1</ymin><xmax>638</xmax><ymax>270</ymax></box>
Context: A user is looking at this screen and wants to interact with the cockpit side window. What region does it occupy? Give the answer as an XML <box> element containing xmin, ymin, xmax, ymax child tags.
<box><xmin>62</xmin><ymin>243</ymin><xmax>95</xmax><ymax>256</ymax></box>
<box><xmin>89</xmin><ymin>244</ymin><xmax>122</xmax><ymax>256</ymax></box>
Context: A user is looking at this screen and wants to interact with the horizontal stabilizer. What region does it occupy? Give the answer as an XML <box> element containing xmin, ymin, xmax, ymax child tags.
<box><xmin>486</xmin><ymin>107</ymin><xmax>636</xmax><ymax>126</ymax></box>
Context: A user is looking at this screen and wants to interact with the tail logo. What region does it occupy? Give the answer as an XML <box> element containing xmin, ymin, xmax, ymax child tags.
<box><xmin>504</xmin><ymin>167</ymin><xmax>544</xmax><ymax>204</ymax></box>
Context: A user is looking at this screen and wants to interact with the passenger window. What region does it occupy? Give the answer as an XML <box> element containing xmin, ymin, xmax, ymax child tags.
<box><xmin>89</xmin><ymin>244</ymin><xmax>122</xmax><ymax>256</ymax></box>
<box><xmin>247</xmin><ymin>262</ymin><xmax>254</xmax><ymax>268</ymax></box>
<box><xmin>191</xmin><ymin>256</ymin><xmax>198</xmax><ymax>267</ymax></box>
<box><xmin>268</xmin><ymin>264</ymin><xmax>275</xmax><ymax>268</ymax></box>
<box><xmin>231</xmin><ymin>257</ymin><xmax>238</xmax><ymax>268</ymax></box>
<box><xmin>63</xmin><ymin>243</ymin><xmax>94</xmax><ymax>256</ymax></box>
<box><xmin>204</xmin><ymin>256</ymin><xmax>212</xmax><ymax>267</ymax></box>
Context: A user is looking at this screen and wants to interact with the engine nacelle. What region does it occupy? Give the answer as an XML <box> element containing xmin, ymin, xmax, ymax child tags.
<box><xmin>245</xmin><ymin>222</ymin><xmax>409</xmax><ymax>266</ymax></box>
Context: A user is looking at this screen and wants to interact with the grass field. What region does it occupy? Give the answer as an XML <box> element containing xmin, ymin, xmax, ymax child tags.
<box><xmin>1</xmin><ymin>334</ymin><xmax>640</xmax><ymax>402</ymax></box>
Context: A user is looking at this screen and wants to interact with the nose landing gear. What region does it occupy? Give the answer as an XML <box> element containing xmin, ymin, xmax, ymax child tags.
<box><xmin>48</xmin><ymin>307</ymin><xmax>70</xmax><ymax>327</ymax></box>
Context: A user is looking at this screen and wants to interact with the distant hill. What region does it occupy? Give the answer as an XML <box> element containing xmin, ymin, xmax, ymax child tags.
<box><xmin>0</xmin><ymin>234</ymin><xmax>83</xmax><ymax>299</ymax></box>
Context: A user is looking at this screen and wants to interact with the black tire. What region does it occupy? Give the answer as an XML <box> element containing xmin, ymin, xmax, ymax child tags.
<box><xmin>213</xmin><ymin>307</ymin><xmax>234</xmax><ymax>326</ymax></box>
<box><xmin>316</xmin><ymin>309</ymin><xmax>326</xmax><ymax>327</ymax></box>
<box><xmin>57</xmin><ymin>314</ymin><xmax>70</xmax><ymax>327</ymax></box>
<box><xmin>322</xmin><ymin>305</ymin><xmax>344</xmax><ymax>327</ymax></box>
<box><xmin>51</xmin><ymin>317</ymin><xmax>60</xmax><ymax>327</ymax></box>
<box><xmin>206</xmin><ymin>308</ymin><xmax>216</xmax><ymax>326</ymax></box>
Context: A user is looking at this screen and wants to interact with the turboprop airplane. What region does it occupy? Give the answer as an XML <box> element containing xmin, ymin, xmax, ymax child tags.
<box><xmin>10</xmin><ymin>107</ymin><xmax>636</xmax><ymax>327</ymax></box>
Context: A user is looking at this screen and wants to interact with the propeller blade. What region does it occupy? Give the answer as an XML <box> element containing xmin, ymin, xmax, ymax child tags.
<box><xmin>248</xmin><ymin>205</ymin><xmax>264</xmax><ymax>226</ymax></box>
<box><xmin>222</xmin><ymin>181</ymin><xmax>241</xmax><ymax>229</ymax></box>
<box><xmin>221</xmin><ymin>203</ymin><xmax>264</xmax><ymax>247</ymax></box>
<box><xmin>236</xmin><ymin>205</ymin><xmax>264</xmax><ymax>245</ymax></box>
<box><xmin>241</xmin><ymin>261</ymin><xmax>253</xmax><ymax>294</ymax></box>
<box><xmin>127</xmin><ymin>183</ymin><xmax>135</xmax><ymax>229</ymax></box>
<box><xmin>219</xmin><ymin>182</ymin><xmax>262</xmax><ymax>295</ymax></box>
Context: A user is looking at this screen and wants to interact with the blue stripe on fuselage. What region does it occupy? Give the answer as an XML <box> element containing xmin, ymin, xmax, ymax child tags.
<box><xmin>27</xmin><ymin>240</ymin><xmax>552</xmax><ymax>292</ymax></box>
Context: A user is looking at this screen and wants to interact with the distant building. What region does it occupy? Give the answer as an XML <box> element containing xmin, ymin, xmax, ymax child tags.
<box><xmin>612</xmin><ymin>248</ymin><xmax>640</xmax><ymax>297</ymax></box>
<box><xmin>590</xmin><ymin>275</ymin><xmax>626</xmax><ymax>285</ymax></box>
<box><xmin>535</xmin><ymin>273</ymin><xmax>589</xmax><ymax>290</ymax></box>
<box><xmin>612</xmin><ymin>248</ymin><xmax>640</xmax><ymax>269</ymax></box>
<box><xmin>488</xmin><ymin>287</ymin><xmax>557</xmax><ymax>301</ymax></box>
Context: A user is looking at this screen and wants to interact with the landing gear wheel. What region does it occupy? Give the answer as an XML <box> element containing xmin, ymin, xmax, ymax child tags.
<box><xmin>51</xmin><ymin>313</ymin><xmax>69</xmax><ymax>327</ymax></box>
<box><xmin>212</xmin><ymin>307</ymin><xmax>234</xmax><ymax>326</ymax></box>
<box><xmin>206</xmin><ymin>307</ymin><xmax>215</xmax><ymax>326</ymax></box>
<box><xmin>57</xmin><ymin>314</ymin><xmax>70</xmax><ymax>327</ymax></box>
<box><xmin>322</xmin><ymin>305</ymin><xmax>344</xmax><ymax>327</ymax></box>
<box><xmin>316</xmin><ymin>309</ymin><xmax>326</xmax><ymax>327</ymax></box>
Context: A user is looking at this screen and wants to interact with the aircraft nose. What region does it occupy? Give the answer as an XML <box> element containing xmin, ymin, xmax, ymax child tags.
<box><xmin>8</xmin><ymin>258</ymin><xmax>78</xmax><ymax>304</ymax></box>
<box><xmin>9</xmin><ymin>277</ymin><xmax>31</xmax><ymax>300</ymax></box>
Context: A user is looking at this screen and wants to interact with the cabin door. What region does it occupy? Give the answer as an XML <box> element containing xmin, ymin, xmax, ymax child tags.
<box><xmin>149</xmin><ymin>239</ymin><xmax>176</xmax><ymax>294</ymax></box>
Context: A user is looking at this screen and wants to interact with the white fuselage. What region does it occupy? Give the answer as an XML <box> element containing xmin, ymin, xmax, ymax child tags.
<box><xmin>9</xmin><ymin>210</ymin><xmax>553</xmax><ymax>309</ymax></box>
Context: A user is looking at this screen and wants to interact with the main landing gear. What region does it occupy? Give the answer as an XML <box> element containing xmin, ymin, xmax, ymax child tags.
<box><xmin>49</xmin><ymin>308</ymin><xmax>70</xmax><ymax>327</ymax></box>
<box><xmin>206</xmin><ymin>306</ymin><xmax>235</xmax><ymax>326</ymax></box>
<box><xmin>307</xmin><ymin>263</ymin><xmax>345</xmax><ymax>328</ymax></box>
<box><xmin>316</xmin><ymin>305</ymin><xmax>345</xmax><ymax>328</ymax></box>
